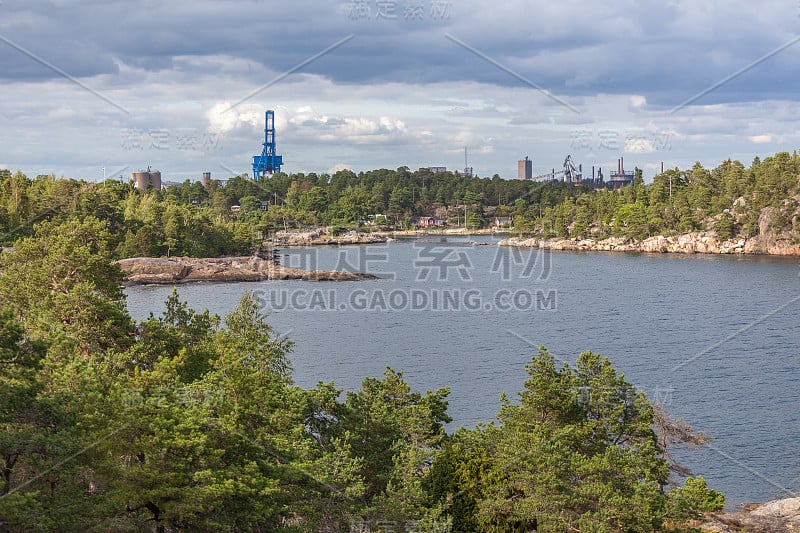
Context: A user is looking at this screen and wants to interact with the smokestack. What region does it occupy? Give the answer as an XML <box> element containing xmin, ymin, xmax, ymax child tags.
<box><xmin>592</xmin><ymin>166</ymin><xmax>595</xmax><ymax>179</ymax></box>
<box><xmin>621</xmin><ymin>157</ymin><xmax>624</xmax><ymax>174</ymax></box>
<box><xmin>661</xmin><ymin>161</ymin><xmax>664</xmax><ymax>174</ymax></box>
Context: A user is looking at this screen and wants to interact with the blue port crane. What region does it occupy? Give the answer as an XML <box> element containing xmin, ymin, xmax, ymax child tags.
<box><xmin>252</xmin><ymin>110</ymin><xmax>283</xmax><ymax>179</ymax></box>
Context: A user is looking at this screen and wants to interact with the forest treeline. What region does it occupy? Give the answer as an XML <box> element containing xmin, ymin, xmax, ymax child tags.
<box><xmin>0</xmin><ymin>151</ymin><xmax>798</xmax><ymax>258</ymax></box>
<box><xmin>0</xmin><ymin>166</ymin><xmax>578</xmax><ymax>257</ymax></box>
<box><xmin>515</xmin><ymin>152</ymin><xmax>800</xmax><ymax>241</ymax></box>
<box><xmin>0</xmin><ymin>217</ymin><xmax>726</xmax><ymax>532</ymax></box>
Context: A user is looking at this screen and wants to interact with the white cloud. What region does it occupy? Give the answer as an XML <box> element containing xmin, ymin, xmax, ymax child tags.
<box><xmin>3</xmin><ymin>0</ymin><xmax>800</xmax><ymax>182</ymax></box>
<box><xmin>327</xmin><ymin>163</ymin><xmax>352</xmax><ymax>174</ymax></box>
<box><xmin>454</xmin><ymin>129</ymin><xmax>477</xmax><ymax>146</ymax></box>
<box><xmin>206</xmin><ymin>102</ymin><xmax>263</xmax><ymax>134</ymax></box>
<box><xmin>47</xmin><ymin>107</ymin><xmax>78</xmax><ymax>120</ymax></box>
<box><xmin>625</xmin><ymin>137</ymin><xmax>656</xmax><ymax>154</ymax></box>
<box><xmin>629</xmin><ymin>95</ymin><xmax>647</xmax><ymax>109</ymax></box>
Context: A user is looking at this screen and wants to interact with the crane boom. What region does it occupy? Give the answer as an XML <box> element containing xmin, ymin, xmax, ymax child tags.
<box><xmin>526</xmin><ymin>154</ymin><xmax>582</xmax><ymax>182</ymax></box>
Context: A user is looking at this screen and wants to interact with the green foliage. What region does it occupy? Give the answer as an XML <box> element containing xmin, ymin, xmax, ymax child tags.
<box><xmin>0</xmin><ymin>217</ymin><xmax>133</xmax><ymax>355</ymax></box>
<box><xmin>0</xmin><ymin>219</ymin><xmax>457</xmax><ymax>529</ymax></box>
<box><xmin>339</xmin><ymin>369</ymin><xmax>451</xmax><ymax>501</ymax></box>
<box><xmin>429</xmin><ymin>347</ymin><xmax>680</xmax><ymax>532</ymax></box>
<box><xmin>1</xmin><ymin>153</ymin><xmax>799</xmax><ymax>251</ymax></box>
<box><xmin>519</xmin><ymin>152</ymin><xmax>800</xmax><ymax>241</ymax></box>
<box><xmin>0</xmin><ymin>304</ymin><xmax>49</xmax><ymax>528</ymax></box>
<box><xmin>0</xmin><ymin>167</ymin><xmax>599</xmax><ymax>240</ymax></box>
<box><xmin>501</xmin><ymin>348</ymin><xmax>667</xmax><ymax>531</ymax></box>
<box><xmin>714</xmin><ymin>212</ymin><xmax>736</xmax><ymax>240</ymax></box>
<box><xmin>0</xmin><ymin>216</ymin><xmax>728</xmax><ymax>531</ymax></box>
<box><xmin>424</xmin><ymin>429</ymin><xmax>495</xmax><ymax>532</ymax></box>
<box><xmin>667</xmin><ymin>476</ymin><xmax>725</xmax><ymax>519</ymax></box>
<box><xmin>614</xmin><ymin>201</ymin><xmax>650</xmax><ymax>240</ymax></box>
<box><xmin>333</xmin><ymin>186</ymin><xmax>375</xmax><ymax>223</ymax></box>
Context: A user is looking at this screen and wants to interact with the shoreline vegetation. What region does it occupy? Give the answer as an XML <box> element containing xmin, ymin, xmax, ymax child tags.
<box><xmin>271</xmin><ymin>223</ymin><xmax>800</xmax><ymax>255</ymax></box>
<box><xmin>103</xmin><ymin>219</ymin><xmax>800</xmax><ymax>287</ymax></box>
<box><xmin>113</xmin><ymin>222</ymin><xmax>800</xmax><ymax>286</ymax></box>
<box><xmin>2</xmin><ymin>151</ymin><xmax>800</xmax><ymax>530</ymax></box>
<box><xmin>701</xmin><ymin>498</ymin><xmax>800</xmax><ymax>531</ymax></box>
<box><xmin>0</xmin><ymin>151</ymin><xmax>796</xmax><ymax>263</ymax></box>
<box><xmin>499</xmin><ymin>229</ymin><xmax>800</xmax><ymax>256</ymax></box>
<box><xmin>0</xmin><ymin>231</ymin><xmax>733</xmax><ymax>532</ymax></box>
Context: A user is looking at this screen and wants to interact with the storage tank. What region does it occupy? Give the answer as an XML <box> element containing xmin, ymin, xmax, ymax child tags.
<box><xmin>132</xmin><ymin>171</ymin><xmax>149</xmax><ymax>190</ymax></box>
<box><xmin>147</xmin><ymin>170</ymin><xmax>161</xmax><ymax>190</ymax></box>
<box><xmin>132</xmin><ymin>168</ymin><xmax>162</xmax><ymax>190</ymax></box>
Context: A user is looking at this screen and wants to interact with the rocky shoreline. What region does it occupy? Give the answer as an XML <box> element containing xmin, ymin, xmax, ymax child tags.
<box><xmin>271</xmin><ymin>229</ymin><xmax>388</xmax><ymax>246</ymax></box>
<box><xmin>269</xmin><ymin>227</ymin><xmax>508</xmax><ymax>246</ymax></box>
<box><xmin>499</xmin><ymin>231</ymin><xmax>800</xmax><ymax>256</ymax></box>
<box><xmin>701</xmin><ymin>497</ymin><xmax>800</xmax><ymax>532</ymax></box>
<box><xmin>117</xmin><ymin>256</ymin><xmax>378</xmax><ymax>285</ymax></box>
<box><xmin>500</xmin><ymin>202</ymin><xmax>800</xmax><ymax>256</ymax></box>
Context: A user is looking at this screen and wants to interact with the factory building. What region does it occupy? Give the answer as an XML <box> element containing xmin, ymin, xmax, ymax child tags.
<box><xmin>607</xmin><ymin>157</ymin><xmax>635</xmax><ymax>189</ymax></box>
<box><xmin>132</xmin><ymin>167</ymin><xmax>162</xmax><ymax>190</ymax></box>
<box><xmin>518</xmin><ymin>157</ymin><xmax>532</xmax><ymax>180</ymax></box>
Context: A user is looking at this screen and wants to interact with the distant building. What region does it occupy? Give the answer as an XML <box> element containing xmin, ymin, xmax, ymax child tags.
<box><xmin>414</xmin><ymin>216</ymin><xmax>445</xmax><ymax>228</ymax></box>
<box><xmin>425</xmin><ymin>166</ymin><xmax>447</xmax><ymax>173</ymax></box>
<box><xmin>230</xmin><ymin>205</ymin><xmax>241</xmax><ymax>213</ymax></box>
<box><xmin>132</xmin><ymin>167</ymin><xmax>162</xmax><ymax>190</ymax></box>
<box><xmin>518</xmin><ymin>157</ymin><xmax>532</xmax><ymax>180</ymax></box>
<box><xmin>259</xmin><ymin>200</ymin><xmax>269</xmax><ymax>212</ymax></box>
<box><xmin>366</xmin><ymin>214</ymin><xmax>389</xmax><ymax>226</ymax></box>
<box><xmin>493</xmin><ymin>216</ymin><xmax>512</xmax><ymax>228</ymax></box>
<box><xmin>202</xmin><ymin>171</ymin><xmax>211</xmax><ymax>187</ymax></box>
<box><xmin>607</xmin><ymin>157</ymin><xmax>635</xmax><ymax>189</ymax></box>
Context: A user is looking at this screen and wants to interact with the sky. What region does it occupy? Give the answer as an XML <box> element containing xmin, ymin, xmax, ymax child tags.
<box><xmin>1</xmin><ymin>0</ymin><xmax>799</xmax><ymax>183</ymax></box>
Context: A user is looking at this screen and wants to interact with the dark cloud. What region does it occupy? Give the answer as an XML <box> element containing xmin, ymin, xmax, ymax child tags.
<box><xmin>1</xmin><ymin>0</ymin><xmax>799</xmax><ymax>179</ymax></box>
<box><xmin>0</xmin><ymin>0</ymin><xmax>797</xmax><ymax>107</ymax></box>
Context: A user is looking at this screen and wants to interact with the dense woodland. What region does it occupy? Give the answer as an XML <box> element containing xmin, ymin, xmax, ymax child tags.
<box><xmin>0</xmin><ymin>217</ymin><xmax>724</xmax><ymax>531</ymax></box>
<box><xmin>0</xmin><ymin>151</ymin><xmax>798</xmax><ymax>258</ymax></box>
<box><xmin>0</xmin><ymin>167</ymin><xmax>578</xmax><ymax>257</ymax></box>
<box><xmin>514</xmin><ymin>152</ymin><xmax>800</xmax><ymax>241</ymax></box>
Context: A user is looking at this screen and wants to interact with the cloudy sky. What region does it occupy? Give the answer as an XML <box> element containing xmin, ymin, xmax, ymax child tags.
<box><xmin>1</xmin><ymin>0</ymin><xmax>799</xmax><ymax>182</ymax></box>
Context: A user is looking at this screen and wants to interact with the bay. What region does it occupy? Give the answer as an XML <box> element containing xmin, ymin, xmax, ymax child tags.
<box><xmin>125</xmin><ymin>236</ymin><xmax>800</xmax><ymax>507</ymax></box>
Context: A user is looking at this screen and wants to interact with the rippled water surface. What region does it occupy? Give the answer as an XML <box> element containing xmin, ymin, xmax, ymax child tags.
<box><xmin>126</xmin><ymin>237</ymin><xmax>800</xmax><ymax>506</ymax></box>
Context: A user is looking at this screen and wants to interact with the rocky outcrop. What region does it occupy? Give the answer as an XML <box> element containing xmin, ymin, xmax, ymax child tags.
<box><xmin>500</xmin><ymin>231</ymin><xmax>800</xmax><ymax>256</ymax></box>
<box><xmin>117</xmin><ymin>256</ymin><xmax>378</xmax><ymax>285</ymax></box>
<box><xmin>701</xmin><ymin>497</ymin><xmax>800</xmax><ymax>532</ymax></box>
<box><xmin>502</xmin><ymin>194</ymin><xmax>800</xmax><ymax>256</ymax></box>
<box><xmin>741</xmin><ymin>206</ymin><xmax>800</xmax><ymax>255</ymax></box>
<box><xmin>272</xmin><ymin>229</ymin><xmax>387</xmax><ymax>246</ymax></box>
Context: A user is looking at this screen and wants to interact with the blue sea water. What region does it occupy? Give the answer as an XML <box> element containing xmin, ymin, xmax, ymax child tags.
<box><xmin>125</xmin><ymin>236</ymin><xmax>800</xmax><ymax>507</ymax></box>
